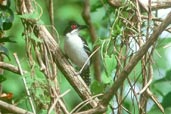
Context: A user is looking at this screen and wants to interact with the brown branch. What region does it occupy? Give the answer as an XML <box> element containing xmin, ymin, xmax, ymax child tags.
<box><xmin>73</xmin><ymin>105</ymin><xmax>106</xmax><ymax>114</ymax></box>
<box><xmin>82</xmin><ymin>0</ymin><xmax>101</xmax><ymax>82</ymax></box>
<box><xmin>101</xmin><ymin>11</ymin><xmax>171</xmax><ymax>107</ymax></box>
<box><xmin>0</xmin><ymin>100</ymin><xmax>34</xmax><ymax>114</ymax></box>
<box><xmin>108</xmin><ymin>0</ymin><xmax>171</xmax><ymax>11</ymax></box>
<box><xmin>49</xmin><ymin>0</ymin><xmax>54</xmax><ymax>27</ymax></box>
<box><xmin>108</xmin><ymin>0</ymin><xmax>122</xmax><ymax>7</ymax></box>
<box><xmin>151</xmin><ymin>1</ymin><xmax>171</xmax><ymax>10</ymax></box>
<box><xmin>48</xmin><ymin>0</ymin><xmax>55</xmax><ymax>38</ymax></box>
<box><xmin>0</xmin><ymin>61</ymin><xmax>27</xmax><ymax>74</ymax></box>
<box><xmin>16</xmin><ymin>0</ymin><xmax>34</xmax><ymax>14</ymax></box>
<box><xmin>141</xmin><ymin>15</ymin><xmax>163</xmax><ymax>22</ymax></box>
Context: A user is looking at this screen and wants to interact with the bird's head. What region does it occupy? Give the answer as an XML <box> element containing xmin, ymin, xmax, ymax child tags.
<box><xmin>64</xmin><ymin>21</ymin><xmax>87</xmax><ymax>36</ymax></box>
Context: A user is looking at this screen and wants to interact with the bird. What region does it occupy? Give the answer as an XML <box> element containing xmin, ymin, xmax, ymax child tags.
<box><xmin>63</xmin><ymin>21</ymin><xmax>91</xmax><ymax>85</ymax></box>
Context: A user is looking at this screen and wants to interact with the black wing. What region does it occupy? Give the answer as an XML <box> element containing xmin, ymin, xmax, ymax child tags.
<box><xmin>80</xmin><ymin>36</ymin><xmax>91</xmax><ymax>56</ymax></box>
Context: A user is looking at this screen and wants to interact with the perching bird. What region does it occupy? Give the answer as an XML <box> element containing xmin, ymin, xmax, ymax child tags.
<box><xmin>64</xmin><ymin>21</ymin><xmax>91</xmax><ymax>85</ymax></box>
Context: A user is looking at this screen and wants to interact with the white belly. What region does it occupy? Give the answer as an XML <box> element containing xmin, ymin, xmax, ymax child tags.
<box><xmin>64</xmin><ymin>35</ymin><xmax>90</xmax><ymax>68</ymax></box>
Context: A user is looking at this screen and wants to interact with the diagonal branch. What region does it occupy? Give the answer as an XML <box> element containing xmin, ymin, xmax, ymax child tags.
<box><xmin>0</xmin><ymin>100</ymin><xmax>33</xmax><ymax>114</ymax></box>
<box><xmin>101</xmin><ymin>11</ymin><xmax>171</xmax><ymax>107</ymax></box>
<box><xmin>13</xmin><ymin>53</ymin><xmax>36</xmax><ymax>114</ymax></box>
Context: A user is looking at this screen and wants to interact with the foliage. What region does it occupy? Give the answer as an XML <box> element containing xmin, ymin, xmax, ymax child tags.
<box><xmin>0</xmin><ymin>0</ymin><xmax>171</xmax><ymax>114</ymax></box>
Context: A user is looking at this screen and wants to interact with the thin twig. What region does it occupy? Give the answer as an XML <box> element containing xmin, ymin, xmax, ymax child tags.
<box><xmin>147</xmin><ymin>64</ymin><xmax>164</xmax><ymax>113</ymax></box>
<box><xmin>73</xmin><ymin>106</ymin><xmax>106</xmax><ymax>114</ymax></box>
<box><xmin>13</xmin><ymin>53</ymin><xmax>36</xmax><ymax>114</ymax></box>
<box><xmin>49</xmin><ymin>0</ymin><xmax>55</xmax><ymax>38</ymax></box>
<box><xmin>49</xmin><ymin>0</ymin><xmax>54</xmax><ymax>26</ymax></box>
<box><xmin>78</xmin><ymin>46</ymin><xmax>100</xmax><ymax>75</ymax></box>
<box><xmin>70</xmin><ymin>93</ymin><xmax>103</xmax><ymax>114</ymax></box>
<box><xmin>137</xmin><ymin>76</ymin><xmax>152</xmax><ymax>95</ymax></box>
<box><xmin>147</xmin><ymin>89</ymin><xmax>164</xmax><ymax>113</ymax></box>
<box><xmin>48</xmin><ymin>89</ymin><xmax>70</xmax><ymax>114</ymax></box>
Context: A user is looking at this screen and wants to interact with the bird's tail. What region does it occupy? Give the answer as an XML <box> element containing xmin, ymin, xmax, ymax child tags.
<box><xmin>81</xmin><ymin>68</ymin><xmax>91</xmax><ymax>86</ymax></box>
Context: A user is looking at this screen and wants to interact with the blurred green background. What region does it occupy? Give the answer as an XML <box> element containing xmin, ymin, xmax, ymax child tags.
<box><xmin>1</xmin><ymin>0</ymin><xmax>171</xmax><ymax>114</ymax></box>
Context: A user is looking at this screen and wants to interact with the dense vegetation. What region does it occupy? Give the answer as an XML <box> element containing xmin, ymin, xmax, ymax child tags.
<box><xmin>0</xmin><ymin>0</ymin><xmax>171</xmax><ymax>114</ymax></box>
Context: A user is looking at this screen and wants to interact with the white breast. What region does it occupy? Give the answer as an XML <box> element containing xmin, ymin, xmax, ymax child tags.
<box><xmin>64</xmin><ymin>32</ymin><xmax>90</xmax><ymax>68</ymax></box>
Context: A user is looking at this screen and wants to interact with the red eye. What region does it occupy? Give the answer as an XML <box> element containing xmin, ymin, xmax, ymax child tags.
<box><xmin>71</xmin><ymin>24</ymin><xmax>77</xmax><ymax>30</ymax></box>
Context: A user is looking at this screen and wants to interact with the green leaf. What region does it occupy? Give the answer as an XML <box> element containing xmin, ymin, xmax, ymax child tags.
<box><xmin>162</xmin><ymin>92</ymin><xmax>171</xmax><ymax>108</ymax></box>
<box><xmin>0</xmin><ymin>45</ymin><xmax>10</xmax><ymax>60</ymax></box>
<box><xmin>151</xmin><ymin>81</ymin><xmax>171</xmax><ymax>96</ymax></box>
<box><xmin>103</xmin><ymin>54</ymin><xmax>116</xmax><ymax>77</ymax></box>
<box><xmin>157</xmin><ymin>38</ymin><xmax>171</xmax><ymax>49</ymax></box>
<box><xmin>90</xmin><ymin>80</ymin><xmax>105</xmax><ymax>95</ymax></box>
<box><xmin>153</xmin><ymin>69</ymin><xmax>171</xmax><ymax>84</ymax></box>
<box><xmin>164</xmin><ymin>107</ymin><xmax>171</xmax><ymax>114</ymax></box>
<box><xmin>91</xmin><ymin>1</ymin><xmax>103</xmax><ymax>12</ymax></box>
<box><xmin>147</xmin><ymin>106</ymin><xmax>163</xmax><ymax>114</ymax></box>
<box><xmin>101</xmin><ymin>71</ymin><xmax>113</xmax><ymax>84</ymax></box>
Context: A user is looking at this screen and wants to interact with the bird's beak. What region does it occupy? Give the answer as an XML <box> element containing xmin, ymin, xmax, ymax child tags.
<box><xmin>79</xmin><ymin>25</ymin><xmax>88</xmax><ymax>30</ymax></box>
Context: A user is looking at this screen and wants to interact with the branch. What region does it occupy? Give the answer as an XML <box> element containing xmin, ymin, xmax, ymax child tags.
<box><xmin>151</xmin><ymin>1</ymin><xmax>171</xmax><ymax>10</ymax></box>
<box><xmin>73</xmin><ymin>105</ymin><xmax>106</xmax><ymax>114</ymax></box>
<box><xmin>0</xmin><ymin>61</ymin><xmax>27</xmax><ymax>74</ymax></box>
<box><xmin>108</xmin><ymin>0</ymin><xmax>171</xmax><ymax>11</ymax></box>
<box><xmin>0</xmin><ymin>100</ymin><xmax>33</xmax><ymax>114</ymax></box>
<box><xmin>48</xmin><ymin>0</ymin><xmax>55</xmax><ymax>38</ymax></box>
<box><xmin>101</xmin><ymin>11</ymin><xmax>171</xmax><ymax>106</ymax></box>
